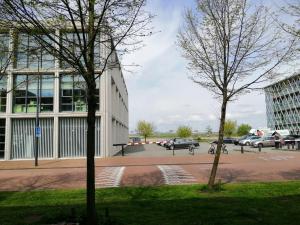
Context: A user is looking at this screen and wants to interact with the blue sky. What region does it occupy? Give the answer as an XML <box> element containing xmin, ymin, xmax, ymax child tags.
<box><xmin>122</xmin><ymin>0</ymin><xmax>299</xmax><ymax>133</ymax></box>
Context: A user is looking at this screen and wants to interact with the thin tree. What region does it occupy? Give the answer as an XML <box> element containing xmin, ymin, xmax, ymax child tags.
<box><xmin>0</xmin><ymin>1</ymin><xmax>152</xmax><ymax>224</ymax></box>
<box><xmin>137</xmin><ymin>120</ymin><xmax>154</xmax><ymax>143</ymax></box>
<box><xmin>176</xmin><ymin>126</ymin><xmax>192</xmax><ymax>138</ymax></box>
<box><xmin>237</xmin><ymin>124</ymin><xmax>252</xmax><ymax>136</ymax></box>
<box><xmin>205</xmin><ymin>125</ymin><xmax>213</xmax><ymax>136</ymax></box>
<box><xmin>224</xmin><ymin>120</ymin><xmax>237</xmax><ymax>137</ymax></box>
<box><xmin>178</xmin><ymin>0</ymin><xmax>295</xmax><ymax>188</ymax></box>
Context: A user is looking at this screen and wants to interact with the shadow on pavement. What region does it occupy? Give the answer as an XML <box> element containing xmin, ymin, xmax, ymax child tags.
<box><xmin>280</xmin><ymin>169</ymin><xmax>300</xmax><ymax>180</ymax></box>
<box><xmin>120</xmin><ymin>169</ymin><xmax>164</xmax><ymax>187</ymax></box>
<box><xmin>0</xmin><ymin>172</ymin><xmax>85</xmax><ymax>191</ymax></box>
<box><xmin>115</xmin><ymin>145</ymin><xmax>147</xmax><ymax>156</ymax></box>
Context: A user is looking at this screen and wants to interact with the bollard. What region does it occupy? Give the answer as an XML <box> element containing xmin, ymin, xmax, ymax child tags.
<box><xmin>241</xmin><ymin>145</ymin><xmax>244</xmax><ymax>154</ymax></box>
<box><xmin>173</xmin><ymin>148</ymin><xmax>175</xmax><ymax>156</ymax></box>
<box><xmin>287</xmin><ymin>144</ymin><xmax>290</xmax><ymax>150</ymax></box>
<box><xmin>292</xmin><ymin>143</ymin><xmax>295</xmax><ymax>150</ymax></box>
<box><xmin>259</xmin><ymin>145</ymin><xmax>261</xmax><ymax>152</ymax></box>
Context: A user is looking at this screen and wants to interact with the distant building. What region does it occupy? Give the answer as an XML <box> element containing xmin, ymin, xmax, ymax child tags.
<box><xmin>264</xmin><ymin>74</ymin><xmax>300</xmax><ymax>135</ymax></box>
<box><xmin>0</xmin><ymin>29</ymin><xmax>128</xmax><ymax>160</ymax></box>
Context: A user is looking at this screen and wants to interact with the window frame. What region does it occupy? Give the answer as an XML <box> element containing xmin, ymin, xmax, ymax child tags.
<box><xmin>13</xmin><ymin>74</ymin><xmax>54</xmax><ymax>113</ymax></box>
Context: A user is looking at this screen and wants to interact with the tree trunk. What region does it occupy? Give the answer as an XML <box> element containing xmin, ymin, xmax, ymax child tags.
<box><xmin>86</xmin><ymin>81</ymin><xmax>97</xmax><ymax>225</ymax></box>
<box><xmin>208</xmin><ymin>98</ymin><xmax>227</xmax><ymax>188</ymax></box>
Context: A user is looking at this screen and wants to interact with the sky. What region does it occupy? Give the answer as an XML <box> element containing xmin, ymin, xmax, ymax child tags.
<box><xmin>122</xmin><ymin>0</ymin><xmax>299</xmax><ymax>133</ymax></box>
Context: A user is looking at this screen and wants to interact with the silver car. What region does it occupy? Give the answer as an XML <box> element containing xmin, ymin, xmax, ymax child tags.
<box><xmin>239</xmin><ymin>136</ymin><xmax>260</xmax><ymax>146</ymax></box>
<box><xmin>252</xmin><ymin>136</ymin><xmax>275</xmax><ymax>148</ymax></box>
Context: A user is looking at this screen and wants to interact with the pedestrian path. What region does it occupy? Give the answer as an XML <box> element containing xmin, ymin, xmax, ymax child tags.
<box><xmin>157</xmin><ymin>165</ymin><xmax>197</xmax><ymax>185</ymax></box>
<box><xmin>258</xmin><ymin>155</ymin><xmax>295</xmax><ymax>161</ymax></box>
<box><xmin>95</xmin><ymin>166</ymin><xmax>125</xmax><ymax>188</ymax></box>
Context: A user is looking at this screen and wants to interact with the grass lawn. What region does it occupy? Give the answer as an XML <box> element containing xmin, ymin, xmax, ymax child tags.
<box><xmin>1</xmin><ymin>181</ymin><xmax>300</xmax><ymax>225</ymax></box>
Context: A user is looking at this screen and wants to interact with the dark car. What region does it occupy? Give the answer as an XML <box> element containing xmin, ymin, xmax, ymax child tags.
<box><xmin>282</xmin><ymin>135</ymin><xmax>298</xmax><ymax>145</ymax></box>
<box><xmin>213</xmin><ymin>137</ymin><xmax>237</xmax><ymax>144</ymax></box>
<box><xmin>166</xmin><ymin>138</ymin><xmax>199</xmax><ymax>150</ymax></box>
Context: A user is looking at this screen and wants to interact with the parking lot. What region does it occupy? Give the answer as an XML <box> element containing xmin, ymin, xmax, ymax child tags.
<box><xmin>116</xmin><ymin>142</ymin><xmax>290</xmax><ymax>157</ymax></box>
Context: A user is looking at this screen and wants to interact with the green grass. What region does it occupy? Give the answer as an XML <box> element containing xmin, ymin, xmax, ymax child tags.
<box><xmin>1</xmin><ymin>181</ymin><xmax>300</xmax><ymax>224</ymax></box>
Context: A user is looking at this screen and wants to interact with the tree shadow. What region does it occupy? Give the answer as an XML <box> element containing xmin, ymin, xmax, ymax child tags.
<box><xmin>114</xmin><ymin>145</ymin><xmax>147</xmax><ymax>156</ymax></box>
<box><xmin>0</xmin><ymin>172</ymin><xmax>85</xmax><ymax>191</ymax></box>
<box><xmin>279</xmin><ymin>169</ymin><xmax>300</xmax><ymax>180</ymax></box>
<box><xmin>216</xmin><ymin>168</ymin><xmax>256</xmax><ymax>183</ymax></box>
<box><xmin>1</xmin><ymin>192</ymin><xmax>300</xmax><ymax>225</ymax></box>
<box><xmin>120</xmin><ymin>169</ymin><xmax>164</xmax><ymax>187</ymax></box>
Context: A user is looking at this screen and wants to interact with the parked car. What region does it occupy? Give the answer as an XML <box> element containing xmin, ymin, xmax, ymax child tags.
<box><xmin>282</xmin><ymin>135</ymin><xmax>299</xmax><ymax>145</ymax></box>
<box><xmin>239</xmin><ymin>136</ymin><xmax>260</xmax><ymax>146</ymax></box>
<box><xmin>252</xmin><ymin>136</ymin><xmax>275</xmax><ymax>148</ymax></box>
<box><xmin>129</xmin><ymin>137</ymin><xmax>142</xmax><ymax>145</ymax></box>
<box><xmin>166</xmin><ymin>138</ymin><xmax>199</xmax><ymax>150</ymax></box>
<box><xmin>213</xmin><ymin>137</ymin><xmax>237</xmax><ymax>144</ymax></box>
<box><xmin>234</xmin><ymin>134</ymin><xmax>256</xmax><ymax>145</ymax></box>
<box><xmin>157</xmin><ymin>139</ymin><xmax>169</xmax><ymax>146</ymax></box>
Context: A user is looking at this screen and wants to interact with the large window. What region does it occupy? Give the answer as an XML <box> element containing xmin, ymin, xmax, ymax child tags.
<box><xmin>60</xmin><ymin>32</ymin><xmax>101</xmax><ymax>68</ymax></box>
<box><xmin>0</xmin><ymin>119</ymin><xmax>5</xmax><ymax>159</ymax></box>
<box><xmin>0</xmin><ymin>33</ymin><xmax>10</xmax><ymax>69</ymax></box>
<box><xmin>60</xmin><ymin>74</ymin><xmax>99</xmax><ymax>112</ymax></box>
<box><xmin>11</xmin><ymin>118</ymin><xmax>53</xmax><ymax>159</ymax></box>
<box><xmin>59</xmin><ymin>117</ymin><xmax>101</xmax><ymax>157</ymax></box>
<box><xmin>16</xmin><ymin>33</ymin><xmax>55</xmax><ymax>69</ymax></box>
<box><xmin>0</xmin><ymin>76</ymin><xmax>7</xmax><ymax>112</ymax></box>
<box><xmin>13</xmin><ymin>74</ymin><xmax>54</xmax><ymax>113</ymax></box>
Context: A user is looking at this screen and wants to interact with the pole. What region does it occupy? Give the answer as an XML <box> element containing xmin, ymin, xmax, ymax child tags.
<box><xmin>35</xmin><ymin>57</ymin><xmax>40</xmax><ymax>167</ymax></box>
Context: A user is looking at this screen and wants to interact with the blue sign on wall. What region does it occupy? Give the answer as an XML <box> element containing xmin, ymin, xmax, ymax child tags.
<box><xmin>35</xmin><ymin>127</ymin><xmax>41</xmax><ymax>138</ymax></box>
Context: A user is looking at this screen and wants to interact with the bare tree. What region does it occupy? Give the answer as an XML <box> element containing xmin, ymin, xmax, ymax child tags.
<box><xmin>280</xmin><ymin>0</ymin><xmax>300</xmax><ymax>38</ymax></box>
<box><xmin>0</xmin><ymin>0</ymin><xmax>152</xmax><ymax>224</ymax></box>
<box><xmin>177</xmin><ymin>0</ymin><xmax>295</xmax><ymax>189</ymax></box>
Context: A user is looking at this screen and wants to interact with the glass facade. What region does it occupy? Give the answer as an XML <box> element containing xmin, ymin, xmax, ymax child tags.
<box><xmin>0</xmin><ymin>119</ymin><xmax>5</xmax><ymax>159</ymax></box>
<box><xmin>265</xmin><ymin>74</ymin><xmax>300</xmax><ymax>135</ymax></box>
<box><xmin>59</xmin><ymin>117</ymin><xmax>101</xmax><ymax>157</ymax></box>
<box><xmin>0</xmin><ymin>33</ymin><xmax>10</xmax><ymax>69</ymax></box>
<box><xmin>11</xmin><ymin>118</ymin><xmax>53</xmax><ymax>159</ymax></box>
<box><xmin>16</xmin><ymin>33</ymin><xmax>55</xmax><ymax>69</ymax></box>
<box><xmin>13</xmin><ymin>74</ymin><xmax>54</xmax><ymax>113</ymax></box>
<box><xmin>0</xmin><ymin>76</ymin><xmax>7</xmax><ymax>112</ymax></box>
<box><xmin>60</xmin><ymin>74</ymin><xmax>99</xmax><ymax>112</ymax></box>
<box><xmin>60</xmin><ymin>32</ymin><xmax>101</xmax><ymax>68</ymax></box>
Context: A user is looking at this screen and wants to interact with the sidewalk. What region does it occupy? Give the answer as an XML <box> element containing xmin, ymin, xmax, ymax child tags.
<box><xmin>1</xmin><ymin>151</ymin><xmax>300</xmax><ymax>191</ymax></box>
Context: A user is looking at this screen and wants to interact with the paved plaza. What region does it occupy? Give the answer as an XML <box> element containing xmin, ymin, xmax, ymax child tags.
<box><xmin>1</xmin><ymin>144</ymin><xmax>300</xmax><ymax>191</ymax></box>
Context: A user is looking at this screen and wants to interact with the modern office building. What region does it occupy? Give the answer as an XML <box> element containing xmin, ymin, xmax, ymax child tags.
<box><xmin>264</xmin><ymin>73</ymin><xmax>300</xmax><ymax>135</ymax></box>
<box><xmin>0</xmin><ymin>31</ymin><xmax>128</xmax><ymax>160</ymax></box>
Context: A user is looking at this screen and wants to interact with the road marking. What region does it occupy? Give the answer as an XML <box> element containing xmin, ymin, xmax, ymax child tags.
<box><xmin>258</xmin><ymin>155</ymin><xmax>295</xmax><ymax>161</ymax></box>
<box><xmin>157</xmin><ymin>165</ymin><xmax>197</xmax><ymax>185</ymax></box>
<box><xmin>95</xmin><ymin>167</ymin><xmax>125</xmax><ymax>188</ymax></box>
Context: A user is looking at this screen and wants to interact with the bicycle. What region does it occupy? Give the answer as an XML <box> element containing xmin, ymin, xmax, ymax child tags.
<box><xmin>222</xmin><ymin>144</ymin><xmax>228</xmax><ymax>154</ymax></box>
<box><xmin>189</xmin><ymin>144</ymin><xmax>196</xmax><ymax>155</ymax></box>
<box><xmin>208</xmin><ymin>143</ymin><xmax>228</xmax><ymax>154</ymax></box>
<box><xmin>208</xmin><ymin>143</ymin><xmax>215</xmax><ymax>154</ymax></box>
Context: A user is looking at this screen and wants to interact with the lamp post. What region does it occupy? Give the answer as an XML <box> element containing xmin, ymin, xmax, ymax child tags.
<box><xmin>34</xmin><ymin>55</ymin><xmax>41</xmax><ymax>167</ymax></box>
